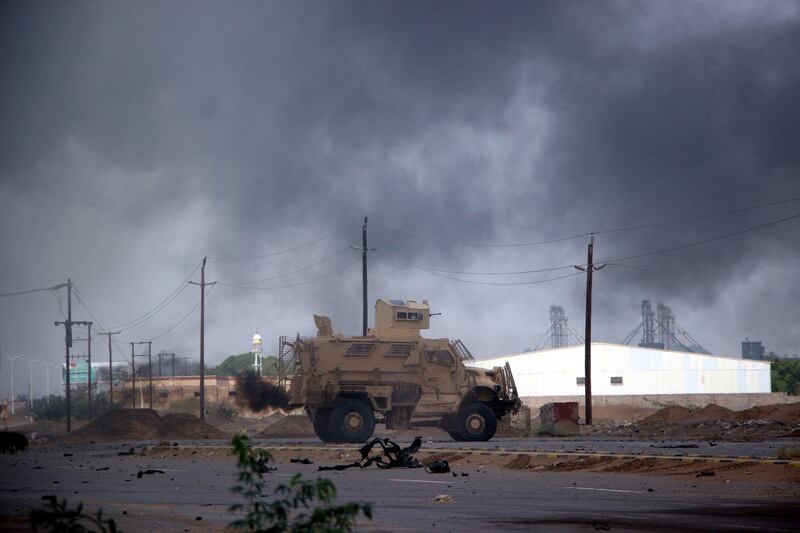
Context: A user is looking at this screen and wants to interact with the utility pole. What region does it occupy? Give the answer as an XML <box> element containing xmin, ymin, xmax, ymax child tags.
<box><xmin>53</xmin><ymin>279</ymin><xmax>72</xmax><ymax>432</ymax></box>
<box><xmin>362</xmin><ymin>217</ymin><xmax>368</xmax><ymax>336</ymax></box>
<box><xmin>130</xmin><ymin>343</ymin><xmax>136</xmax><ymax>408</ymax></box>
<box><xmin>178</xmin><ymin>356</ymin><xmax>190</xmax><ymax>376</ymax></box>
<box><xmin>87</xmin><ymin>323</ymin><xmax>93</xmax><ymax>418</ymax></box>
<box><xmin>146</xmin><ymin>342</ymin><xmax>153</xmax><ymax>409</ymax></box>
<box><xmin>575</xmin><ymin>236</ymin><xmax>605</xmax><ymax>425</ymax></box>
<box><xmin>98</xmin><ymin>331</ymin><xmax>120</xmax><ymax>409</ymax></box>
<box><xmin>130</xmin><ymin>341</ymin><xmax>151</xmax><ymax>408</ymax></box>
<box><xmin>158</xmin><ymin>353</ymin><xmax>174</xmax><ymax>377</ymax></box>
<box><xmin>351</xmin><ymin>217</ymin><xmax>376</xmax><ymax>336</ymax></box>
<box><xmin>189</xmin><ymin>257</ymin><xmax>215</xmax><ymax>421</ymax></box>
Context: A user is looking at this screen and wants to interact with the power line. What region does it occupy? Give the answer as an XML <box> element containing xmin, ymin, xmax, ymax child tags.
<box><xmin>220</xmin><ymin>247</ymin><xmax>354</xmax><ymax>287</ymax></box>
<box><xmin>149</xmin><ymin>285</ymin><xmax>216</xmax><ymax>342</ymax></box>
<box><xmin>378</xmin><ymin>247</ymin><xmax>575</xmax><ymax>276</ymax></box>
<box><xmin>219</xmin><ymin>258</ymin><xmax>361</xmax><ymax>290</ymax></box>
<box><xmin>379</xmin><ymin>250</ymin><xmax>583</xmax><ymax>286</ymax></box>
<box><xmin>0</xmin><ymin>283</ymin><xmax>66</xmax><ymax>299</ymax></box>
<box><xmin>71</xmin><ymin>285</ymin><xmax>131</xmax><ymax>364</ymax></box>
<box><xmin>598</xmin><ymin>211</ymin><xmax>800</xmax><ymax>265</ymax></box>
<box><xmin>372</xmin><ymin>194</ymin><xmax>800</xmax><ymax>248</ymax></box>
<box><xmin>105</xmin><ymin>261</ymin><xmax>202</xmax><ymax>331</ymax></box>
<box><xmin>208</xmin><ymin>229</ymin><xmax>342</xmax><ymax>261</ymax></box>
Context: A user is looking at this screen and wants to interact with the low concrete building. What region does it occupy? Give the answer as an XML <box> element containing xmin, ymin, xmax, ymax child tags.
<box><xmin>120</xmin><ymin>375</ymin><xmax>239</xmax><ymax>410</ymax></box>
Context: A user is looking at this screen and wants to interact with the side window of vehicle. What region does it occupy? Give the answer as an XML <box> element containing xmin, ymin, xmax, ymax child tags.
<box><xmin>425</xmin><ymin>349</ymin><xmax>455</xmax><ymax>366</ymax></box>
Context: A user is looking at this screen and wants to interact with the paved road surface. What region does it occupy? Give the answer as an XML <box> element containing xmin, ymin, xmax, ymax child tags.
<box><xmin>2</xmin><ymin>442</ymin><xmax>799</xmax><ymax>532</ymax></box>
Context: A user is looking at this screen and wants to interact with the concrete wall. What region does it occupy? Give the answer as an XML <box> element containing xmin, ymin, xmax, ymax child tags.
<box><xmin>476</xmin><ymin>342</ymin><xmax>771</xmax><ymax>396</ymax></box>
<box><xmin>521</xmin><ymin>392</ymin><xmax>797</xmax><ymax>411</ymax></box>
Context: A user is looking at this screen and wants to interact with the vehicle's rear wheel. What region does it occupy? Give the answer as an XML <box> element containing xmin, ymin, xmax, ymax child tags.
<box><xmin>456</xmin><ymin>403</ymin><xmax>497</xmax><ymax>441</ymax></box>
<box><xmin>311</xmin><ymin>408</ymin><xmax>337</xmax><ymax>443</ymax></box>
<box><xmin>329</xmin><ymin>400</ymin><xmax>375</xmax><ymax>443</ymax></box>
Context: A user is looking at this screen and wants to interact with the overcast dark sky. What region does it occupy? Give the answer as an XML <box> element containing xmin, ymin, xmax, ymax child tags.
<box><xmin>2</xmin><ymin>1</ymin><xmax>799</xmax><ymax>397</ymax></box>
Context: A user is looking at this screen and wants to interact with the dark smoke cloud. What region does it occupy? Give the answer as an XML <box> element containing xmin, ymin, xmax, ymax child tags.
<box><xmin>1</xmin><ymin>1</ymin><xmax>799</xmax><ymax>399</ymax></box>
<box><xmin>235</xmin><ymin>370</ymin><xmax>290</xmax><ymax>413</ymax></box>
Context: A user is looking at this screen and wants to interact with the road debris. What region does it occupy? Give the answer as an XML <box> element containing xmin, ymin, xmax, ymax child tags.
<box><xmin>318</xmin><ymin>437</ymin><xmax>423</xmax><ymax>471</ymax></box>
<box><xmin>137</xmin><ymin>469</ymin><xmax>166</xmax><ymax>478</ymax></box>
<box><xmin>425</xmin><ymin>460</ymin><xmax>451</xmax><ymax>474</ymax></box>
<box><xmin>432</xmin><ymin>494</ymin><xmax>452</xmax><ymax>503</ymax></box>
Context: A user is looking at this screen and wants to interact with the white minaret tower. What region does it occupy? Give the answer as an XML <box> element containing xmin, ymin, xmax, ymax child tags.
<box><xmin>252</xmin><ymin>330</ymin><xmax>263</xmax><ymax>376</ymax></box>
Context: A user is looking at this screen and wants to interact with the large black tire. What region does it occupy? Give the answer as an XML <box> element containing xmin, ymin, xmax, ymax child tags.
<box><xmin>455</xmin><ymin>403</ymin><xmax>497</xmax><ymax>441</ymax></box>
<box><xmin>311</xmin><ymin>408</ymin><xmax>338</xmax><ymax>443</ymax></box>
<box><xmin>329</xmin><ymin>400</ymin><xmax>375</xmax><ymax>443</ymax></box>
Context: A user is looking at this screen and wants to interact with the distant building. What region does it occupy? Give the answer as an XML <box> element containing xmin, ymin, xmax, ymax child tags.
<box><xmin>742</xmin><ymin>338</ymin><xmax>765</xmax><ymax>360</ymax></box>
<box><xmin>475</xmin><ymin>342</ymin><xmax>771</xmax><ymax>396</ymax></box>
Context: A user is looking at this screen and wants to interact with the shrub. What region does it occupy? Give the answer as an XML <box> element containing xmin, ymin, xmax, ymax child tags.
<box><xmin>229</xmin><ymin>435</ymin><xmax>372</xmax><ymax>532</ymax></box>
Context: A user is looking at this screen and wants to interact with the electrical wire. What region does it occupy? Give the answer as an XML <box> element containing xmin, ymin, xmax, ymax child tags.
<box><xmin>219</xmin><ymin>258</ymin><xmax>361</xmax><ymax>290</ymax></box>
<box><xmin>71</xmin><ymin>285</ymin><xmax>131</xmax><ymax>364</ymax></box>
<box><xmin>148</xmin><ymin>285</ymin><xmax>216</xmax><ymax>342</ymax></box>
<box><xmin>382</xmin><ymin>250</ymin><xmax>583</xmax><ymax>286</ymax></box>
<box><xmin>378</xmin><ymin>247</ymin><xmax>575</xmax><ymax>276</ymax></box>
<box><xmin>372</xmin><ymin>194</ymin><xmax>800</xmax><ymax>248</ymax></box>
<box><xmin>598</xmin><ymin>211</ymin><xmax>800</xmax><ymax>266</ymax></box>
<box><xmin>0</xmin><ymin>283</ymin><xmax>66</xmax><ymax>299</ymax></box>
<box><xmin>378</xmin><ymin>248</ymin><xmax>581</xmax><ymax>285</ymax></box>
<box><xmin>220</xmin><ymin>247</ymin><xmax>354</xmax><ymax>287</ymax></box>
<box><xmin>208</xmin><ymin>229</ymin><xmax>343</xmax><ymax>261</ymax></box>
<box><xmin>105</xmin><ymin>261</ymin><xmax>202</xmax><ymax>331</ymax></box>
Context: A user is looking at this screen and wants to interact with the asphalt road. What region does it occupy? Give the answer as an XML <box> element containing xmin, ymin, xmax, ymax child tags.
<box><xmin>2</xmin><ymin>442</ymin><xmax>799</xmax><ymax>532</ymax></box>
<box><xmin>174</xmin><ymin>435</ymin><xmax>797</xmax><ymax>460</ymax></box>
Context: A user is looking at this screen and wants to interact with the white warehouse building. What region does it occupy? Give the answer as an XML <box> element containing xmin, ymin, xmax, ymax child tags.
<box><xmin>475</xmin><ymin>342</ymin><xmax>771</xmax><ymax>396</ymax></box>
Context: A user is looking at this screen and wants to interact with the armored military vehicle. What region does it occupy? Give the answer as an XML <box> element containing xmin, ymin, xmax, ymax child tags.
<box><xmin>286</xmin><ymin>299</ymin><xmax>520</xmax><ymax>443</ymax></box>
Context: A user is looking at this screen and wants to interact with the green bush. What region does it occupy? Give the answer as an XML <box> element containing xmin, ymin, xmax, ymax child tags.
<box><xmin>167</xmin><ymin>397</ymin><xmax>199</xmax><ymax>415</ymax></box>
<box><xmin>30</xmin><ymin>392</ymin><xmax>111</xmax><ymax>422</ymax></box>
<box><xmin>771</xmin><ymin>358</ymin><xmax>800</xmax><ymax>395</ymax></box>
<box><xmin>229</xmin><ymin>435</ymin><xmax>372</xmax><ymax>532</ymax></box>
<box><xmin>30</xmin><ymin>495</ymin><xmax>117</xmax><ymax>532</ymax></box>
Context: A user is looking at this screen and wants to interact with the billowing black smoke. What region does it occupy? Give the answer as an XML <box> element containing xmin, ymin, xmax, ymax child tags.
<box><xmin>235</xmin><ymin>370</ymin><xmax>290</xmax><ymax>412</ymax></box>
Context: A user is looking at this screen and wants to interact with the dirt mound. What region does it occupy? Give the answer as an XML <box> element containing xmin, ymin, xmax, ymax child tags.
<box><xmin>734</xmin><ymin>402</ymin><xmax>800</xmax><ymax>424</ymax></box>
<box><xmin>160</xmin><ymin>413</ymin><xmax>226</xmax><ymax>439</ymax></box>
<box><xmin>72</xmin><ymin>409</ymin><xmax>165</xmax><ymax>440</ymax></box>
<box><xmin>641</xmin><ymin>405</ymin><xmax>692</xmax><ymax>425</ymax></box>
<box><xmin>255</xmin><ymin>414</ymin><xmax>316</xmax><ymax>438</ymax></box>
<box><xmin>680</xmin><ymin>404</ymin><xmax>734</xmax><ymax>423</ymax></box>
<box><xmin>69</xmin><ymin>409</ymin><xmax>227</xmax><ymax>441</ymax></box>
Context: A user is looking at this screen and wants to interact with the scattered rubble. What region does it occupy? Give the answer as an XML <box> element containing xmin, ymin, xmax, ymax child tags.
<box><xmin>318</xmin><ymin>437</ymin><xmax>423</xmax><ymax>471</ymax></box>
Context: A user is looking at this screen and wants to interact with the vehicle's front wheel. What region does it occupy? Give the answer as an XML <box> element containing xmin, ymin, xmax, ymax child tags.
<box><xmin>455</xmin><ymin>403</ymin><xmax>497</xmax><ymax>441</ymax></box>
<box><xmin>329</xmin><ymin>400</ymin><xmax>375</xmax><ymax>443</ymax></box>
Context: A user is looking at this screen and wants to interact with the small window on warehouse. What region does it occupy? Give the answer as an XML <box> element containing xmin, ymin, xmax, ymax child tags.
<box><xmin>610</xmin><ymin>376</ymin><xmax>623</xmax><ymax>385</ymax></box>
<box><xmin>576</xmin><ymin>377</ymin><xmax>586</xmax><ymax>386</ymax></box>
<box><xmin>425</xmin><ymin>350</ymin><xmax>455</xmax><ymax>366</ymax></box>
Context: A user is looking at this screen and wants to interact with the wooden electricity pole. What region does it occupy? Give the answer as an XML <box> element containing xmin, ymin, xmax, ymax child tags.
<box><xmin>362</xmin><ymin>217</ymin><xmax>368</xmax><ymax>336</ymax></box>
<box><xmin>98</xmin><ymin>331</ymin><xmax>120</xmax><ymax>409</ymax></box>
<box><xmin>190</xmin><ymin>257</ymin><xmax>215</xmax><ymax>421</ymax></box>
<box><xmin>575</xmin><ymin>236</ymin><xmax>604</xmax><ymax>426</ymax></box>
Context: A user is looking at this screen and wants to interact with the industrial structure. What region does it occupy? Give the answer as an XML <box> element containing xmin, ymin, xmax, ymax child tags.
<box><xmin>476</xmin><ymin>342</ymin><xmax>772</xmax><ymax>396</ymax></box>
<box><xmin>252</xmin><ymin>330</ymin><xmax>263</xmax><ymax>375</ymax></box>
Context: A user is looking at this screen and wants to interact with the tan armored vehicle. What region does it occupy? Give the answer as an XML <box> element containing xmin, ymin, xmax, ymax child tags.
<box><xmin>286</xmin><ymin>299</ymin><xmax>520</xmax><ymax>443</ymax></box>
